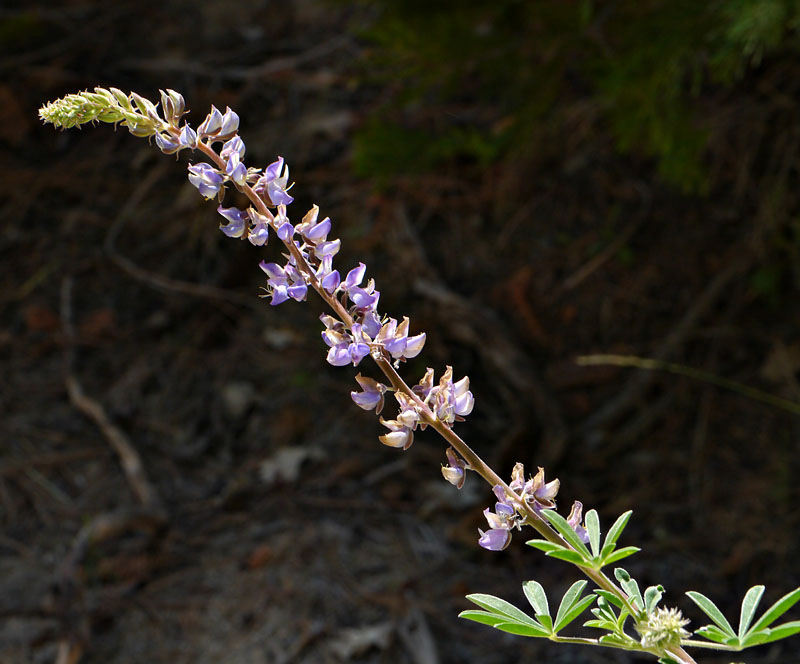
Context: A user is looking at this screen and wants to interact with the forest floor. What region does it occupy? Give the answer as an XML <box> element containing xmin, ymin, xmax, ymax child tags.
<box><xmin>1</xmin><ymin>2</ymin><xmax>799</xmax><ymax>663</ymax></box>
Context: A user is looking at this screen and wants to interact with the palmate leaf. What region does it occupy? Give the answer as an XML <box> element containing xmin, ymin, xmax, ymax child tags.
<box><xmin>686</xmin><ymin>590</ymin><xmax>736</xmax><ymax>637</ymax></box>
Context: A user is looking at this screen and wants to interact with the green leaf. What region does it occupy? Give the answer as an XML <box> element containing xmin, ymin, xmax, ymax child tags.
<box><xmin>747</xmin><ymin>620</ymin><xmax>800</xmax><ymax>645</ymax></box>
<box><xmin>602</xmin><ymin>546</ymin><xmax>640</xmax><ymax>565</ymax></box>
<box><xmin>739</xmin><ymin>628</ymin><xmax>773</xmax><ymax>647</ymax></box>
<box><xmin>615</xmin><ymin>568</ymin><xmax>643</xmax><ymax>612</ymax></box>
<box><xmin>594</xmin><ymin>589</ymin><xmax>625</xmax><ymax>609</ymax></box>
<box><xmin>585</xmin><ymin>509</ymin><xmax>601</xmax><ymax>558</ymax></box>
<box><xmin>546</xmin><ymin>549</ymin><xmax>589</xmax><ymax>565</ymax></box>
<box><xmin>555</xmin><ymin>595</ymin><xmax>596</xmax><ymax>633</ymax></box>
<box><xmin>599</xmin><ymin>633</ymin><xmax>635</xmax><ymax>647</ymax></box>
<box><xmin>465</xmin><ymin>594</ymin><xmax>538</xmax><ymax>626</ymax></box>
<box><xmin>686</xmin><ymin>591</ymin><xmax>736</xmax><ymax>637</ymax></box>
<box><xmin>738</xmin><ymin>585</ymin><xmax>765</xmax><ymax>639</ymax></box>
<box><xmin>554</xmin><ymin>580</ymin><xmax>589</xmax><ymax>632</ymax></box>
<box><xmin>695</xmin><ymin>624</ymin><xmax>735</xmax><ymax>644</ymax></box>
<box><xmin>493</xmin><ymin>621</ymin><xmax>552</xmax><ymax>638</ymax></box>
<box><xmin>522</xmin><ymin>580</ymin><xmax>550</xmax><ymax>618</ymax></box>
<box><xmin>458</xmin><ymin>610</ymin><xmax>509</xmax><ymax>627</ymax></box>
<box><xmin>604</xmin><ymin>510</ymin><xmax>633</xmax><ymax>549</ymax></box>
<box><xmin>584</xmin><ymin>618</ymin><xmax>612</xmax><ymax>630</ymax></box>
<box><xmin>644</xmin><ymin>585</ymin><xmax>664</xmax><ymax>615</ymax></box>
<box><xmin>749</xmin><ymin>587</ymin><xmax>800</xmax><ymax>633</ymax></box>
<box><xmin>526</xmin><ymin>539</ymin><xmax>565</xmax><ymax>554</ymax></box>
<box><xmin>542</xmin><ymin>509</ymin><xmax>592</xmax><ymax>560</ymax></box>
<box><xmin>536</xmin><ymin>614</ymin><xmax>554</xmax><ymax>632</ymax></box>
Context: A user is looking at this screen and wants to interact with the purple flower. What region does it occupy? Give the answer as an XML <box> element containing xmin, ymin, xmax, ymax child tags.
<box><xmin>350</xmin><ymin>373</ymin><xmax>387</xmax><ymax>414</ymax></box>
<box><xmin>378</xmin><ymin>417</ymin><xmax>414</xmax><ymax>450</ymax></box>
<box><xmin>188</xmin><ymin>162</ymin><xmax>224</xmax><ymax>199</ymax></box>
<box><xmin>315</xmin><ymin>255</ymin><xmax>340</xmax><ymax>293</ymax></box>
<box><xmin>255</xmin><ymin>156</ymin><xmax>294</xmax><ymax>206</ymax></box>
<box><xmin>259</xmin><ymin>260</ymin><xmax>308</xmax><ymax>305</ymax></box>
<box><xmin>412</xmin><ymin>366</ymin><xmax>474</xmax><ymax>426</ymax></box>
<box><xmin>219</xmin><ymin>107</ymin><xmax>239</xmax><ymax>137</ymax></box>
<box><xmin>226</xmin><ymin>152</ymin><xmax>247</xmax><ymax>186</ymax></box>
<box><xmin>509</xmin><ymin>464</ymin><xmax>560</xmax><ymax>513</ymax></box>
<box><xmin>154</xmin><ymin>132</ymin><xmax>181</xmax><ymax>154</ymax></box>
<box><xmin>248</xmin><ymin>210</ymin><xmax>270</xmax><ymax>246</ymax></box>
<box><xmin>342</xmin><ymin>263</ymin><xmax>366</xmax><ymax>291</ymax></box>
<box><xmin>220</xmin><ymin>136</ymin><xmax>245</xmax><ymax>161</ymax></box>
<box><xmin>441</xmin><ymin>447</ymin><xmax>467</xmax><ymax>489</ymax></box>
<box><xmin>478</xmin><ymin>527</ymin><xmax>512</xmax><ymax>552</ymax></box>
<box><xmin>478</xmin><ymin>485</ymin><xmax>518</xmax><ymax>551</ymax></box>
<box><xmin>179</xmin><ymin>124</ymin><xmax>197</xmax><ymax>149</ymax></box>
<box><xmin>567</xmin><ymin>500</ymin><xmax>590</xmax><ymax>544</ymax></box>
<box><xmin>217</xmin><ymin>206</ymin><xmax>247</xmax><ymax>238</ymax></box>
<box><xmin>197</xmin><ymin>105</ymin><xmax>223</xmax><ymax>139</ymax></box>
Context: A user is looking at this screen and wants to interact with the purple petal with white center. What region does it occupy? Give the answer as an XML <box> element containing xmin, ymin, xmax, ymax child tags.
<box><xmin>220</xmin><ymin>136</ymin><xmax>245</xmax><ymax>160</ymax></box>
<box><xmin>259</xmin><ymin>261</ymin><xmax>284</xmax><ymax>280</ymax></box>
<box><xmin>226</xmin><ymin>154</ymin><xmax>247</xmax><ymax>186</ymax></box>
<box><xmin>265</xmin><ymin>157</ymin><xmax>284</xmax><ymax>181</ymax></box>
<box><xmin>478</xmin><ymin>528</ymin><xmax>512</xmax><ymax>551</ymax></box>
<box><xmin>326</xmin><ymin>344</ymin><xmax>352</xmax><ymax>367</ymax></box>
<box><xmin>348</xmin><ymin>342</ymin><xmax>371</xmax><ymax>366</ymax></box>
<box><xmin>217</xmin><ymin>206</ymin><xmax>247</xmax><ymax>238</ymax></box>
<box><xmin>349</xmin><ymin>287</ymin><xmax>378</xmax><ymax>309</ymax></box>
<box><xmin>179</xmin><ymin>124</ymin><xmax>197</xmax><ymax>149</ymax></box>
<box><xmin>362</xmin><ymin>310</ymin><xmax>382</xmax><ymax>338</ymax></box>
<box><xmin>304</xmin><ymin>217</ymin><xmax>331</xmax><ymax>242</ymax></box>
<box><xmin>403</xmin><ymin>333</ymin><xmax>426</xmax><ymax>358</ymax></box>
<box><xmin>276</xmin><ymin>221</ymin><xmax>294</xmax><ymax>241</ymax></box>
<box><xmin>441</xmin><ymin>464</ymin><xmax>465</xmax><ymax>489</ymax></box>
<box><xmin>320</xmin><ymin>269</ymin><xmax>340</xmax><ymax>293</ymax></box>
<box><xmin>287</xmin><ymin>283</ymin><xmax>308</xmax><ymax>302</ymax></box>
<box><xmin>197</xmin><ymin>105</ymin><xmax>223</xmax><ymax>137</ymax></box>
<box><xmin>483</xmin><ymin>508</ymin><xmax>507</xmax><ymax>531</ymax></box>
<box><xmin>269</xmin><ymin>284</ymin><xmax>290</xmax><ymax>306</ymax></box>
<box><xmin>155</xmin><ymin>133</ymin><xmax>180</xmax><ymax>154</ymax></box>
<box><xmin>187</xmin><ymin>163</ymin><xmax>223</xmax><ymax>199</ymax></box>
<box><xmin>343</xmin><ymin>263</ymin><xmax>366</xmax><ymax>290</ymax></box>
<box><xmin>268</xmin><ymin>182</ymin><xmax>294</xmax><ymax>206</ymax></box>
<box><xmin>351</xmin><ymin>389</ymin><xmax>382</xmax><ymax>411</ymax></box>
<box><xmin>455</xmin><ymin>390</ymin><xmax>474</xmax><ymax>417</ymax></box>
<box><xmin>313</xmin><ymin>238</ymin><xmax>340</xmax><ymax>258</ymax></box>
<box><xmin>379</xmin><ymin>429</ymin><xmax>413</xmax><ymax>450</ymax></box>
<box><xmin>219</xmin><ymin>107</ymin><xmax>239</xmax><ymax>136</ymax></box>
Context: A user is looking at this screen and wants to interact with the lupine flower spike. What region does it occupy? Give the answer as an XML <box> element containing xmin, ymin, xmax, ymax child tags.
<box><xmin>40</xmin><ymin>88</ymin><xmax>800</xmax><ymax>664</ymax></box>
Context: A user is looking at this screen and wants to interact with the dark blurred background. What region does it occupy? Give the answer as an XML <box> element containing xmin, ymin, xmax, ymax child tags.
<box><xmin>2</xmin><ymin>1</ymin><xmax>799</xmax><ymax>662</ymax></box>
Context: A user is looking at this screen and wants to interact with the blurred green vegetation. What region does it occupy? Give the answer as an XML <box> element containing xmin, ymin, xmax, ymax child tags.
<box><xmin>352</xmin><ymin>0</ymin><xmax>800</xmax><ymax>192</ymax></box>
